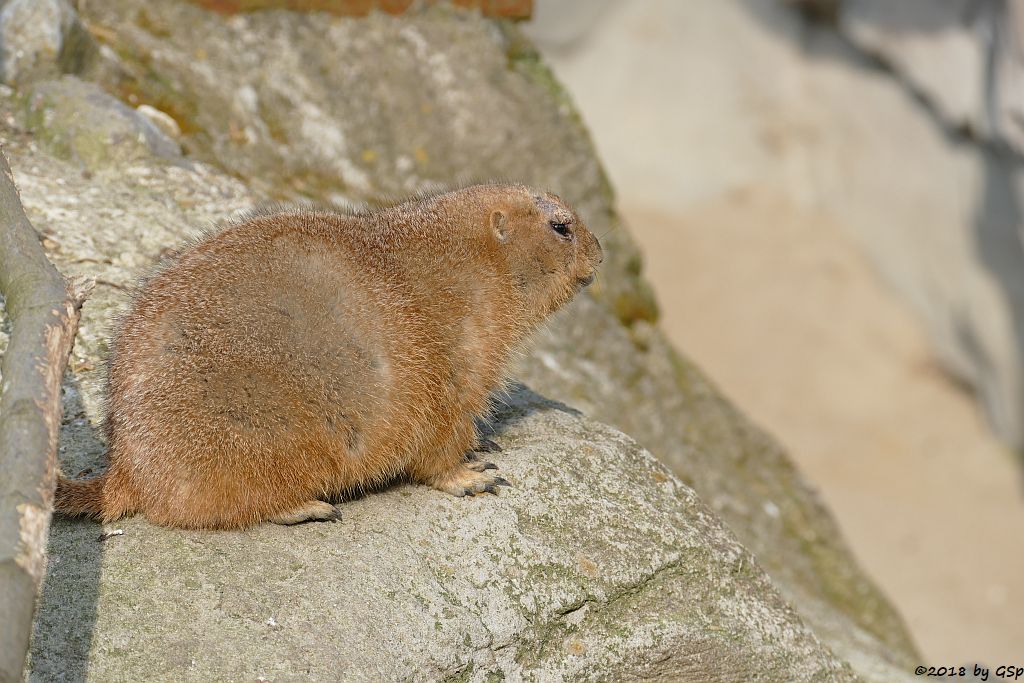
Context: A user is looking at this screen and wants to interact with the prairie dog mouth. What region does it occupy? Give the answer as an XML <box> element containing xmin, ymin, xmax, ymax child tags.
<box><xmin>578</xmin><ymin>273</ymin><xmax>596</xmax><ymax>287</ymax></box>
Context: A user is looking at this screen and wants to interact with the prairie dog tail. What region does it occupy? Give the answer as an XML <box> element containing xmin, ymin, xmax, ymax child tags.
<box><xmin>54</xmin><ymin>471</ymin><xmax>131</xmax><ymax>522</ymax></box>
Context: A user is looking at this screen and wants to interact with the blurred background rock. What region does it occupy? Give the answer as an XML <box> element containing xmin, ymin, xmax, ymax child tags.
<box><xmin>525</xmin><ymin>0</ymin><xmax>1024</xmax><ymax>664</ymax></box>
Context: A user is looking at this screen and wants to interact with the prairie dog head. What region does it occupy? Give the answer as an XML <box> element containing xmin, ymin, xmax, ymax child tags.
<box><xmin>488</xmin><ymin>187</ymin><xmax>603</xmax><ymax>322</ymax></box>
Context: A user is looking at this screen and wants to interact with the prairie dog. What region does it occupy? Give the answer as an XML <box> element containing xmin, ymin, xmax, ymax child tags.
<box><xmin>55</xmin><ymin>183</ymin><xmax>603</xmax><ymax>529</ymax></box>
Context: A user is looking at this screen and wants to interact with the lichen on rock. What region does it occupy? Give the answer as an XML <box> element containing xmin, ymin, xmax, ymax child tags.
<box><xmin>20</xmin><ymin>76</ymin><xmax>183</xmax><ymax>171</ymax></box>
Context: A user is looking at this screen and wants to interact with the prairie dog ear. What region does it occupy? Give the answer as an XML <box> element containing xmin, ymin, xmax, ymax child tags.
<box><xmin>491</xmin><ymin>209</ymin><xmax>510</xmax><ymax>243</ymax></box>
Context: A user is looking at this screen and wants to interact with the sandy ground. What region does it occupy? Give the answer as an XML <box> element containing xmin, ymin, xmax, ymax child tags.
<box><xmin>528</xmin><ymin>0</ymin><xmax>1024</xmax><ymax>666</ymax></box>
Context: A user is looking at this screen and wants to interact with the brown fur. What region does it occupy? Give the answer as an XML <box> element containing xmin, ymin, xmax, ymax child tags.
<box><xmin>55</xmin><ymin>183</ymin><xmax>603</xmax><ymax>529</ymax></box>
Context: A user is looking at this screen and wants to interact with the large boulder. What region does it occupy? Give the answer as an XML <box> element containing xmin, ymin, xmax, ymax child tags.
<box><xmin>1</xmin><ymin>109</ymin><xmax>863</xmax><ymax>676</ymax></box>
<box><xmin>28</xmin><ymin>385</ymin><xmax>858</xmax><ymax>682</ymax></box>
<box><xmin>0</xmin><ymin>3</ymin><xmax>917</xmax><ymax>679</ymax></box>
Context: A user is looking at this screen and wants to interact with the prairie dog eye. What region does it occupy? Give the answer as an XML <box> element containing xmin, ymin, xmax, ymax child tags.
<box><xmin>550</xmin><ymin>221</ymin><xmax>572</xmax><ymax>239</ymax></box>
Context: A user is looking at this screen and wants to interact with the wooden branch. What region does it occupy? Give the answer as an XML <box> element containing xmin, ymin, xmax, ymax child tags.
<box><xmin>0</xmin><ymin>147</ymin><xmax>91</xmax><ymax>683</ymax></box>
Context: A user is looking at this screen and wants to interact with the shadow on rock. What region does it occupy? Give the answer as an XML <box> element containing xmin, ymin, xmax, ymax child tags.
<box><xmin>29</xmin><ymin>373</ymin><xmax>105</xmax><ymax>682</ymax></box>
<box><xmin>478</xmin><ymin>381</ymin><xmax>583</xmax><ymax>442</ymax></box>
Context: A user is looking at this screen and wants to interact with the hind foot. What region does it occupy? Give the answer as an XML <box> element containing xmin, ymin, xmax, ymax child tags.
<box><xmin>270</xmin><ymin>501</ymin><xmax>342</xmax><ymax>526</ymax></box>
<box><xmin>428</xmin><ymin>463</ymin><xmax>511</xmax><ymax>498</ymax></box>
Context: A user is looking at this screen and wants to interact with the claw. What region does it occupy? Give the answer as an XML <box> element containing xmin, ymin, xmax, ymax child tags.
<box><xmin>430</xmin><ymin>463</ymin><xmax>507</xmax><ymax>499</ymax></box>
<box><xmin>476</xmin><ymin>438</ymin><xmax>502</xmax><ymax>453</ymax></box>
<box><xmin>467</xmin><ymin>459</ymin><xmax>499</xmax><ymax>473</ymax></box>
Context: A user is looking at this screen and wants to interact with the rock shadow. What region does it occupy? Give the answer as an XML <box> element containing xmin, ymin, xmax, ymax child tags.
<box><xmin>477</xmin><ymin>380</ymin><xmax>583</xmax><ymax>442</ymax></box>
<box><xmin>28</xmin><ymin>372</ymin><xmax>106</xmax><ymax>683</ymax></box>
<box><xmin>970</xmin><ymin>147</ymin><xmax>1024</xmax><ymax>454</ymax></box>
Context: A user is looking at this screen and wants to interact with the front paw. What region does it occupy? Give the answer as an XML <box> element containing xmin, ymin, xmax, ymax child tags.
<box><xmin>429</xmin><ymin>463</ymin><xmax>511</xmax><ymax>497</ymax></box>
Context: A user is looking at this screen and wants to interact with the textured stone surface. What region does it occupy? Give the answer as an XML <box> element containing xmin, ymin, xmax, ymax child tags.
<box><xmin>0</xmin><ymin>4</ymin><xmax>919</xmax><ymax>679</ymax></box>
<box><xmin>74</xmin><ymin>1</ymin><xmax>657</xmax><ymax>327</ymax></box>
<box><xmin>0</xmin><ymin>0</ymin><xmax>93</xmax><ymax>86</ymax></box>
<box><xmin>21</xmin><ymin>76</ymin><xmax>183</xmax><ymax>170</ymax></box>
<box><xmin>28</xmin><ymin>386</ymin><xmax>858</xmax><ymax>682</ymax></box>
<box><xmin>521</xmin><ymin>1</ymin><xmax>1024</xmax><ymax>658</ymax></box>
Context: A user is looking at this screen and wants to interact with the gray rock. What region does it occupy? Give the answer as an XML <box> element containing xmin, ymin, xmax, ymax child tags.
<box><xmin>521</xmin><ymin>0</ymin><xmax>616</xmax><ymax>51</ymax></box>
<box><xmin>20</xmin><ymin>76</ymin><xmax>183</xmax><ymax>171</ymax></box>
<box><xmin>0</xmin><ymin>0</ymin><xmax>90</xmax><ymax>86</ymax></box>
<box><xmin>75</xmin><ymin>1</ymin><xmax>658</xmax><ymax>328</ymax></box>
<box><xmin>0</xmin><ymin>4</ymin><xmax>918</xmax><ymax>679</ymax></box>
<box><xmin>837</xmin><ymin>0</ymin><xmax>1024</xmax><ymax>153</ymax></box>
<box><xmin>27</xmin><ymin>386</ymin><xmax>859</xmax><ymax>682</ymax></box>
<box><xmin>780</xmin><ymin>1</ymin><xmax>1024</xmax><ymax>450</ymax></box>
<box><xmin>838</xmin><ymin>0</ymin><xmax>983</xmax><ymax>131</ymax></box>
<box><xmin>529</xmin><ymin>0</ymin><xmax>1024</xmax><ymax>456</ymax></box>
